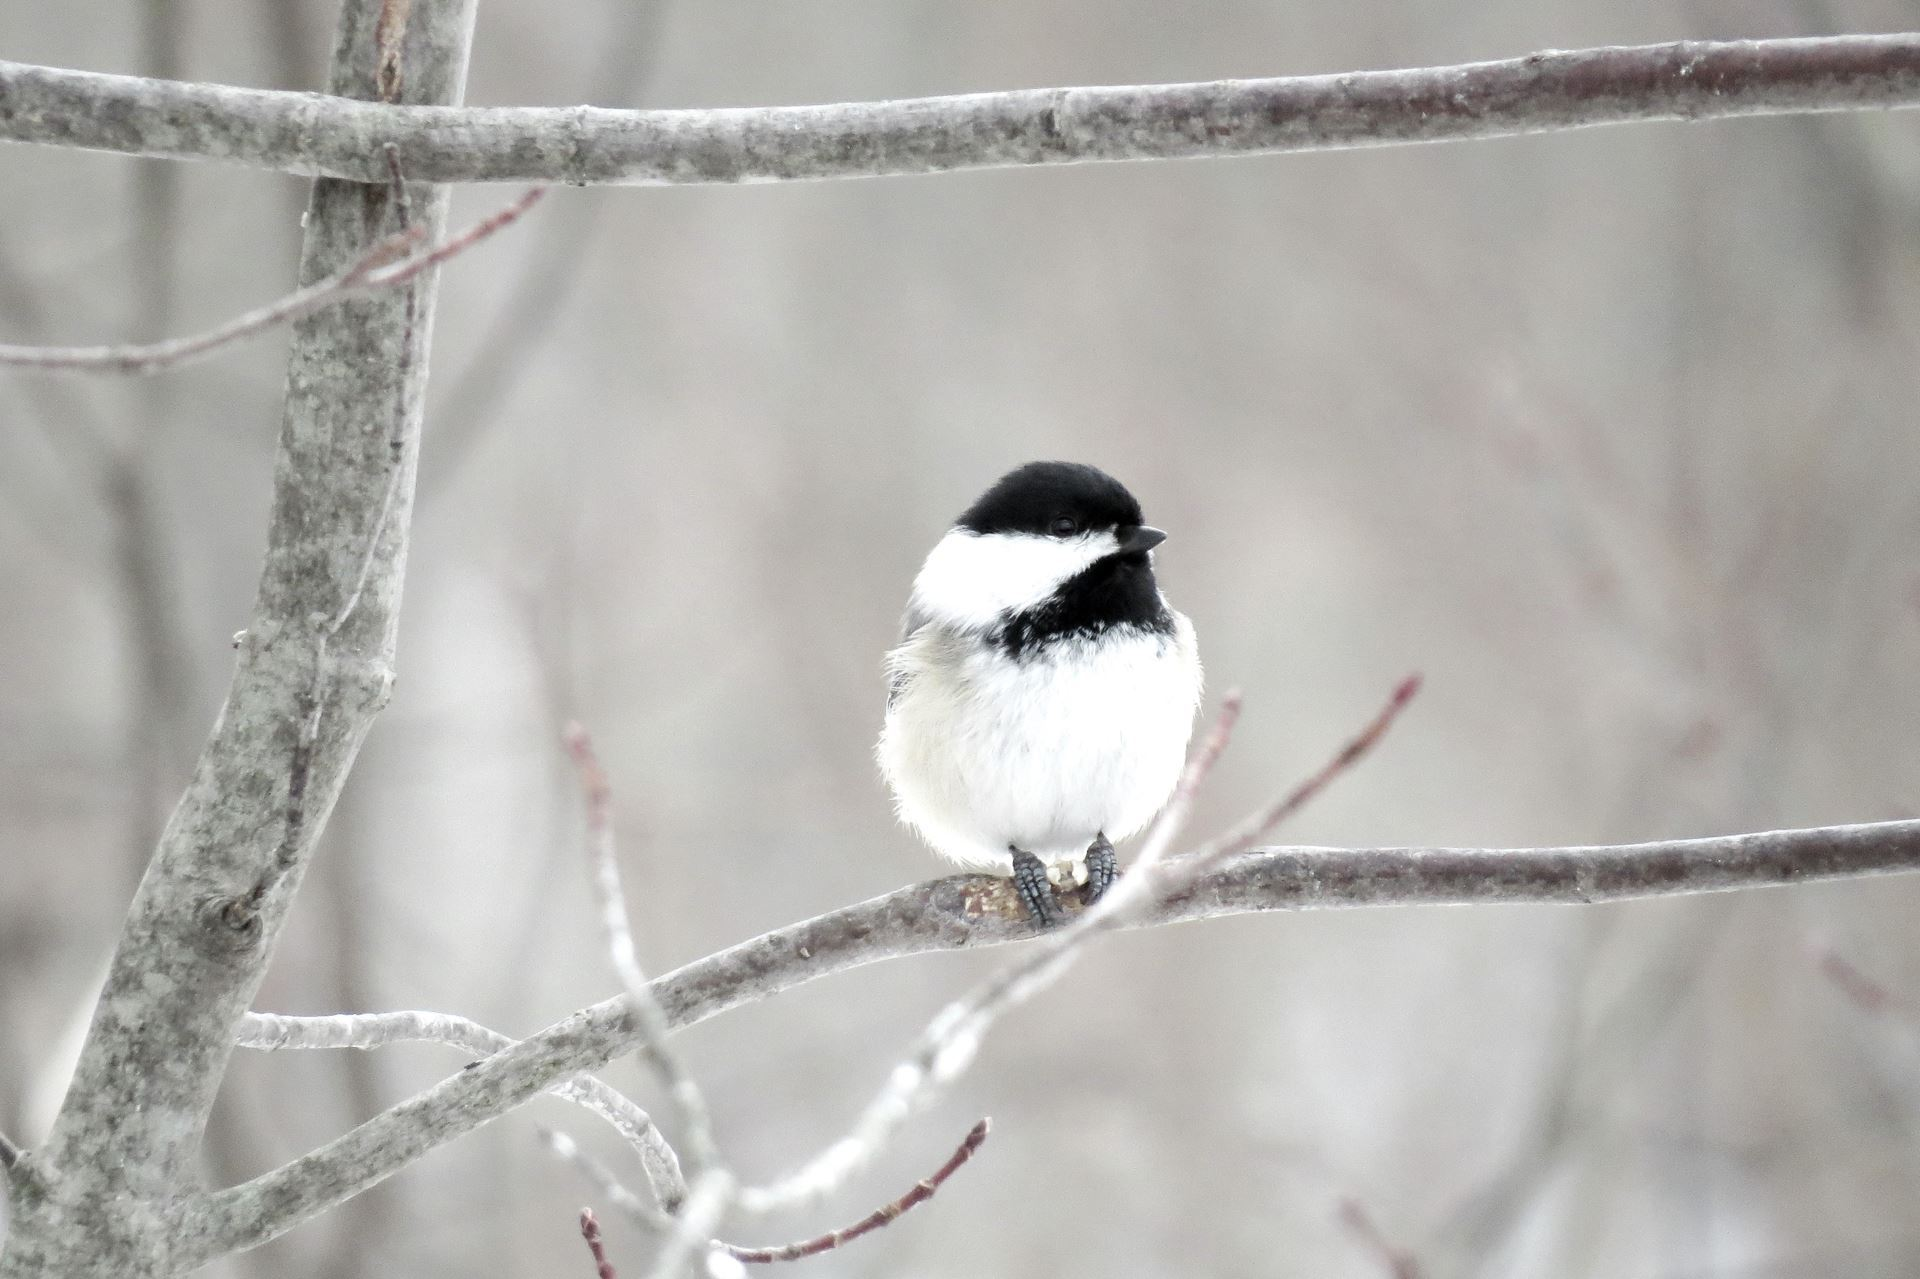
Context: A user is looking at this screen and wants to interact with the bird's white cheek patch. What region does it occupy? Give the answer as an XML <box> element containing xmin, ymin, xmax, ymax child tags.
<box><xmin>908</xmin><ymin>528</ymin><xmax>1116</xmax><ymax>631</ymax></box>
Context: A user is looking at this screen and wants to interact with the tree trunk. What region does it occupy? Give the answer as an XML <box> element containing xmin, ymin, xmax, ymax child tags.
<box><xmin>0</xmin><ymin>0</ymin><xmax>473</xmax><ymax>1273</ymax></box>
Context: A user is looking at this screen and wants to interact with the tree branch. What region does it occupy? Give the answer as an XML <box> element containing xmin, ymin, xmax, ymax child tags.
<box><xmin>190</xmin><ymin>816</ymin><xmax>1920</xmax><ymax>1264</ymax></box>
<box><xmin>0</xmin><ymin>188</ymin><xmax>543</xmax><ymax>375</ymax></box>
<box><xmin>3</xmin><ymin>35</ymin><xmax>1920</xmax><ymax>186</ymax></box>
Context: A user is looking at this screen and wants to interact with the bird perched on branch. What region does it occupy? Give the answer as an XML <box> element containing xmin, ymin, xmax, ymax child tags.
<box><xmin>878</xmin><ymin>461</ymin><xmax>1203</xmax><ymax>926</ymax></box>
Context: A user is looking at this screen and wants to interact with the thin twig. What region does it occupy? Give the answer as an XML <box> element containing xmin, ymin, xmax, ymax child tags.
<box><xmin>0</xmin><ymin>187</ymin><xmax>543</xmax><ymax>375</ymax></box>
<box><xmin>565</xmin><ymin>723</ymin><xmax>725</xmax><ymax>1177</ymax></box>
<box><xmin>581</xmin><ymin>1207</ymin><xmax>618</xmax><ymax>1279</ymax></box>
<box><xmin>739</xmin><ymin>678</ymin><xmax>1416</xmax><ymax>1211</ymax></box>
<box><xmin>238</xmin><ymin>1009</ymin><xmax>686</xmax><ymax>1209</ymax></box>
<box><xmin>0</xmin><ymin>1129</ymin><xmax>22</xmax><ymax>1170</ymax></box>
<box><xmin>6</xmin><ymin>37</ymin><xmax>1920</xmax><ymax>185</ymax></box>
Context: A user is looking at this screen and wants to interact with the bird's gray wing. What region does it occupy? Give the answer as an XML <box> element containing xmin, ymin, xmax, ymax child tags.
<box><xmin>886</xmin><ymin>606</ymin><xmax>931</xmax><ymax>708</ymax></box>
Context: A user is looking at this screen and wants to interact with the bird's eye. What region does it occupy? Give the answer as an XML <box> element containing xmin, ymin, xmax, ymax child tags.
<box><xmin>1049</xmin><ymin>516</ymin><xmax>1078</xmax><ymax>537</ymax></box>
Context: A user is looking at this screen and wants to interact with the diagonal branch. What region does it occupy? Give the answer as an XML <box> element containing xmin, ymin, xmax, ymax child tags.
<box><xmin>0</xmin><ymin>187</ymin><xmax>543</xmax><ymax>375</ymax></box>
<box><xmin>3</xmin><ymin>35</ymin><xmax>1920</xmax><ymax>186</ymax></box>
<box><xmin>189</xmin><ymin>815</ymin><xmax>1920</xmax><ymax>1263</ymax></box>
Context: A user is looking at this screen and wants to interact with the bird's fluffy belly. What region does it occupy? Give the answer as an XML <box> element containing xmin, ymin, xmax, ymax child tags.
<box><xmin>879</xmin><ymin>621</ymin><xmax>1199</xmax><ymax>871</ymax></box>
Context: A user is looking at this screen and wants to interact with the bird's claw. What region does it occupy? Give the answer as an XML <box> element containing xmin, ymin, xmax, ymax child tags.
<box><xmin>1082</xmin><ymin>834</ymin><xmax>1117</xmax><ymax>906</ymax></box>
<box><xmin>1010</xmin><ymin>849</ymin><xmax>1064</xmax><ymax>928</ymax></box>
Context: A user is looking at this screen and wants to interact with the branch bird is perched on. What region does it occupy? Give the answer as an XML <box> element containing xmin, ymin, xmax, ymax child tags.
<box><xmin>878</xmin><ymin>461</ymin><xmax>1203</xmax><ymax>926</ymax></box>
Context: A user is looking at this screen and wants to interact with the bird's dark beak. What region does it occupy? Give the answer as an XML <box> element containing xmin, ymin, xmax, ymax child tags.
<box><xmin>1115</xmin><ymin>525</ymin><xmax>1167</xmax><ymax>554</ymax></box>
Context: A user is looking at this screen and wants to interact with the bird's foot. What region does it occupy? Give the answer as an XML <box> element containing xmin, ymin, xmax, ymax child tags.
<box><xmin>1010</xmin><ymin>848</ymin><xmax>1064</xmax><ymax>928</ymax></box>
<box><xmin>1082</xmin><ymin>834</ymin><xmax>1117</xmax><ymax>907</ymax></box>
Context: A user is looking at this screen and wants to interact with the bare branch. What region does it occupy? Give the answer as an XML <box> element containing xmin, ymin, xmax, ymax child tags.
<box><xmin>236</xmin><ymin>1010</ymin><xmax>686</xmax><ymax>1209</ymax></box>
<box><xmin>0</xmin><ymin>1129</ymin><xmax>22</xmax><ymax>1170</ymax></box>
<box><xmin>3</xmin><ymin>36</ymin><xmax>1920</xmax><ymax>186</ymax></box>
<box><xmin>565</xmin><ymin>724</ymin><xmax>724</xmax><ymax>1178</ymax></box>
<box><xmin>191</xmin><ymin>815</ymin><xmax>1920</xmax><ymax>1264</ymax></box>
<box><xmin>0</xmin><ymin>187</ymin><xmax>544</xmax><ymax>375</ymax></box>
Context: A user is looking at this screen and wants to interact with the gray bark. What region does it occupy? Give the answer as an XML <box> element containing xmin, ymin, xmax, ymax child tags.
<box><xmin>1</xmin><ymin>35</ymin><xmax>1918</xmax><ymax>186</ymax></box>
<box><xmin>0</xmin><ymin>0</ymin><xmax>475</xmax><ymax>1274</ymax></box>
<box><xmin>185</xmin><ymin>818</ymin><xmax>1920</xmax><ymax>1264</ymax></box>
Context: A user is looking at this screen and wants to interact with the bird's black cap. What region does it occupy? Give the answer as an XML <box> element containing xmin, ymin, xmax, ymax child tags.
<box><xmin>956</xmin><ymin>461</ymin><xmax>1147</xmax><ymax>538</ymax></box>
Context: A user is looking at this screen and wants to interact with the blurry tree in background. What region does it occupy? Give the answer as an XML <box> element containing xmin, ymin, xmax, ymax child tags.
<box><xmin>4</xmin><ymin>1</ymin><xmax>1920</xmax><ymax>1276</ymax></box>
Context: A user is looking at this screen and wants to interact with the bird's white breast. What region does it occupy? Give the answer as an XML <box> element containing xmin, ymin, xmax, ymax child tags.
<box><xmin>878</xmin><ymin>613</ymin><xmax>1201</xmax><ymax>871</ymax></box>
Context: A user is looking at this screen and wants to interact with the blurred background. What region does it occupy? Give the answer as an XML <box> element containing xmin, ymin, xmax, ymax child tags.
<box><xmin>5</xmin><ymin>1</ymin><xmax>1920</xmax><ymax>1275</ymax></box>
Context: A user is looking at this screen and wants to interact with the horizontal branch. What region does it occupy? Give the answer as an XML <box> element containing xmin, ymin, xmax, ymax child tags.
<box><xmin>4</xmin><ymin>35</ymin><xmax>1920</xmax><ymax>186</ymax></box>
<box><xmin>193</xmin><ymin>817</ymin><xmax>1920</xmax><ymax>1262</ymax></box>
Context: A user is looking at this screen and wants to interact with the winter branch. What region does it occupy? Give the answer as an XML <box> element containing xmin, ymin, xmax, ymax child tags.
<box><xmin>3</xmin><ymin>35</ymin><xmax>1919</xmax><ymax>187</ymax></box>
<box><xmin>189</xmin><ymin>814</ymin><xmax>1920</xmax><ymax>1264</ymax></box>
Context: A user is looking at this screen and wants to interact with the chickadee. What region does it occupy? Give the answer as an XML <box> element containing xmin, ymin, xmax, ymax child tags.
<box><xmin>878</xmin><ymin>461</ymin><xmax>1202</xmax><ymax>927</ymax></box>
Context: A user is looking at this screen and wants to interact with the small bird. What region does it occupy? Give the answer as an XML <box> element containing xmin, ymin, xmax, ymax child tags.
<box><xmin>878</xmin><ymin>461</ymin><xmax>1202</xmax><ymax>926</ymax></box>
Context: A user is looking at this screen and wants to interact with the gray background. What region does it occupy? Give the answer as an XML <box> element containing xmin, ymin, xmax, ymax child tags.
<box><xmin>4</xmin><ymin>1</ymin><xmax>1920</xmax><ymax>1275</ymax></box>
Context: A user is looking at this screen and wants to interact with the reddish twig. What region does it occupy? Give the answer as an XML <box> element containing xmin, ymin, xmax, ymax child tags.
<box><xmin>725</xmin><ymin>1120</ymin><xmax>990</xmax><ymax>1264</ymax></box>
<box><xmin>1338</xmin><ymin>1198</ymin><xmax>1424</xmax><ymax>1279</ymax></box>
<box><xmin>581</xmin><ymin>1208</ymin><xmax>618</xmax><ymax>1279</ymax></box>
<box><xmin>0</xmin><ymin>186</ymin><xmax>544</xmax><ymax>375</ymax></box>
